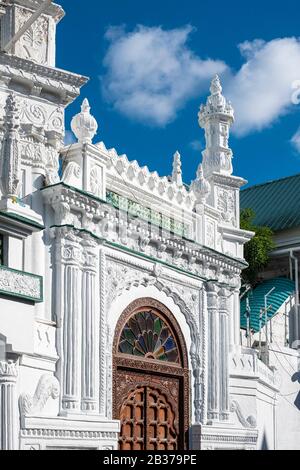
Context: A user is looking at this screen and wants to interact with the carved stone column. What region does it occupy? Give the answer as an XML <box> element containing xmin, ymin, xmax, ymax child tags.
<box><xmin>55</xmin><ymin>228</ymin><xmax>82</xmax><ymax>413</ymax></box>
<box><xmin>80</xmin><ymin>234</ymin><xmax>99</xmax><ymax>413</ymax></box>
<box><xmin>206</xmin><ymin>283</ymin><xmax>219</xmax><ymax>421</ymax></box>
<box><xmin>0</xmin><ymin>93</ymin><xmax>21</xmax><ymax>199</ymax></box>
<box><xmin>0</xmin><ymin>360</ymin><xmax>18</xmax><ymax>450</ymax></box>
<box><xmin>219</xmin><ymin>288</ymin><xmax>230</xmax><ymax>421</ymax></box>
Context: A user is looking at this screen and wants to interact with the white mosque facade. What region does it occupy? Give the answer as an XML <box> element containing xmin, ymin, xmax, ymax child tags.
<box><xmin>0</xmin><ymin>0</ymin><xmax>299</xmax><ymax>451</ymax></box>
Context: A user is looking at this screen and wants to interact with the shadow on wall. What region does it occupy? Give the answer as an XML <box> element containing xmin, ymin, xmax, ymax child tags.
<box><xmin>0</xmin><ymin>334</ymin><xmax>6</xmax><ymax>361</ymax></box>
<box><xmin>292</xmin><ymin>372</ymin><xmax>300</xmax><ymax>411</ymax></box>
<box><xmin>260</xmin><ymin>431</ymin><xmax>269</xmax><ymax>450</ymax></box>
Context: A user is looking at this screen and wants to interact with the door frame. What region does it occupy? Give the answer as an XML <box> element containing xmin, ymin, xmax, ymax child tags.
<box><xmin>112</xmin><ymin>297</ymin><xmax>190</xmax><ymax>450</ymax></box>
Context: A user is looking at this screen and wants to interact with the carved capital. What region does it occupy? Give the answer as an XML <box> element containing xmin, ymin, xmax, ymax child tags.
<box><xmin>0</xmin><ymin>360</ymin><xmax>18</xmax><ymax>382</ymax></box>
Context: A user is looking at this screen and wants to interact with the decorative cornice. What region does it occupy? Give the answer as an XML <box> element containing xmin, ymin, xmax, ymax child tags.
<box><xmin>43</xmin><ymin>183</ymin><xmax>247</xmax><ymax>275</ymax></box>
<box><xmin>0</xmin><ymin>53</ymin><xmax>88</xmax><ymax>104</ymax></box>
<box><xmin>20</xmin><ymin>429</ymin><xmax>118</xmax><ymax>439</ymax></box>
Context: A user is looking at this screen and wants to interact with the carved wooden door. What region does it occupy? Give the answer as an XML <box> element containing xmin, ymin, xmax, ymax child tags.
<box><xmin>118</xmin><ymin>372</ymin><xmax>180</xmax><ymax>450</ymax></box>
<box><xmin>113</xmin><ymin>299</ymin><xmax>190</xmax><ymax>451</ymax></box>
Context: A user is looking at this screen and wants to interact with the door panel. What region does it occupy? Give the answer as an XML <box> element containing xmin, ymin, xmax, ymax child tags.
<box><xmin>117</xmin><ymin>369</ymin><xmax>181</xmax><ymax>451</ymax></box>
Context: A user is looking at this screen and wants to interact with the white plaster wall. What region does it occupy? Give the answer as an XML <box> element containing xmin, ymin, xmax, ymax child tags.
<box><xmin>8</xmin><ymin>236</ymin><xmax>24</xmax><ymax>271</ymax></box>
<box><xmin>269</xmin><ymin>347</ymin><xmax>300</xmax><ymax>449</ymax></box>
<box><xmin>256</xmin><ymin>384</ymin><xmax>276</xmax><ymax>449</ymax></box>
<box><xmin>0</xmin><ymin>298</ymin><xmax>35</xmax><ymax>354</ymax></box>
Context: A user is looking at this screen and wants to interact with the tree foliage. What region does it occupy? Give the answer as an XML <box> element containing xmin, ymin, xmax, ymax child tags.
<box><xmin>240</xmin><ymin>208</ymin><xmax>275</xmax><ymax>285</ymax></box>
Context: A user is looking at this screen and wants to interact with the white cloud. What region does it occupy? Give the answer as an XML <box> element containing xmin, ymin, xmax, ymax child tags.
<box><xmin>291</xmin><ymin>128</ymin><xmax>300</xmax><ymax>153</ymax></box>
<box><xmin>101</xmin><ymin>28</ymin><xmax>300</xmax><ymax>138</ymax></box>
<box><xmin>101</xmin><ymin>25</ymin><xmax>227</xmax><ymax>126</ymax></box>
<box><xmin>225</xmin><ymin>37</ymin><xmax>300</xmax><ymax>136</ymax></box>
<box><xmin>189</xmin><ymin>140</ymin><xmax>203</xmax><ymax>152</ymax></box>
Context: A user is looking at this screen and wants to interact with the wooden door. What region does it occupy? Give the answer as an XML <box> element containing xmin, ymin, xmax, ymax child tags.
<box><xmin>117</xmin><ymin>371</ymin><xmax>180</xmax><ymax>451</ymax></box>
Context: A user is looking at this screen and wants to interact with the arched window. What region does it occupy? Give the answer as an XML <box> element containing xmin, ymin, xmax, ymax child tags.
<box><xmin>118</xmin><ymin>310</ymin><xmax>179</xmax><ymax>363</ymax></box>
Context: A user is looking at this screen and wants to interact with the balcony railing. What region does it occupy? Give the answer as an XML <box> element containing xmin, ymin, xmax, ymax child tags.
<box><xmin>0</xmin><ymin>265</ymin><xmax>43</xmax><ymax>303</ymax></box>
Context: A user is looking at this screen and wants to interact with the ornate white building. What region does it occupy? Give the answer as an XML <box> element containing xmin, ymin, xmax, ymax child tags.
<box><xmin>0</xmin><ymin>0</ymin><xmax>299</xmax><ymax>451</ymax></box>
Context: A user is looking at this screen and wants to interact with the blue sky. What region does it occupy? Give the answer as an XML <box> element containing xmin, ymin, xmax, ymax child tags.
<box><xmin>57</xmin><ymin>0</ymin><xmax>300</xmax><ymax>187</ymax></box>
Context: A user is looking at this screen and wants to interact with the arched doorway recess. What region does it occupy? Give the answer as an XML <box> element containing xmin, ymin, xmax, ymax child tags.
<box><xmin>113</xmin><ymin>298</ymin><xmax>190</xmax><ymax>450</ymax></box>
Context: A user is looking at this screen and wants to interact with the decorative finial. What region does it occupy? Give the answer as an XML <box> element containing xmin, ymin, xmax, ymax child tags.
<box><xmin>71</xmin><ymin>98</ymin><xmax>98</xmax><ymax>145</ymax></box>
<box><xmin>191</xmin><ymin>163</ymin><xmax>211</xmax><ymax>211</ymax></box>
<box><xmin>210</xmin><ymin>74</ymin><xmax>222</xmax><ymax>95</ymax></box>
<box><xmin>171</xmin><ymin>151</ymin><xmax>183</xmax><ymax>186</ymax></box>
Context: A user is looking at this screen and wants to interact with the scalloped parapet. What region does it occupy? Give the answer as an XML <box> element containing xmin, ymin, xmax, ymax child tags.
<box><xmin>96</xmin><ymin>142</ymin><xmax>195</xmax><ymax>212</ymax></box>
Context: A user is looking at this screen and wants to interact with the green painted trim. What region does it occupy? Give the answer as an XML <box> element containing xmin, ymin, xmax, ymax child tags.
<box><xmin>0</xmin><ymin>211</ymin><xmax>45</xmax><ymax>230</ymax></box>
<box><xmin>0</xmin><ymin>265</ymin><xmax>43</xmax><ymax>303</ymax></box>
<box><xmin>106</xmin><ymin>189</ymin><xmax>190</xmax><ymax>238</ymax></box>
<box><xmin>44</xmin><ymin>182</ymin><xmax>246</xmax><ymax>268</ymax></box>
<box><xmin>50</xmin><ymin>224</ymin><xmax>218</xmax><ymax>283</ymax></box>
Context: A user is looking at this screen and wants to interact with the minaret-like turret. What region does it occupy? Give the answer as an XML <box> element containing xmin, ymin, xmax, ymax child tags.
<box><xmin>196</xmin><ymin>75</ymin><xmax>246</xmax><ymax>228</ymax></box>
<box><xmin>198</xmin><ymin>75</ymin><xmax>234</xmax><ymax>177</ymax></box>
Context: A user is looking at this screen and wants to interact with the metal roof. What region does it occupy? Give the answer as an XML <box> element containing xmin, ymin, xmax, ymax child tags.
<box><xmin>240</xmin><ymin>173</ymin><xmax>300</xmax><ymax>231</ymax></box>
<box><xmin>240</xmin><ymin>277</ymin><xmax>295</xmax><ymax>332</ymax></box>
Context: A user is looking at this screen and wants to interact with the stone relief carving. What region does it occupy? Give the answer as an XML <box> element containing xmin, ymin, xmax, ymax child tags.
<box><xmin>230</xmin><ymin>400</ymin><xmax>257</xmax><ymax>429</ymax></box>
<box><xmin>217</xmin><ymin>188</ymin><xmax>236</xmax><ymax>225</ymax></box>
<box><xmin>206</xmin><ymin>219</ymin><xmax>215</xmax><ymax>248</ymax></box>
<box><xmin>20</xmin><ymin>101</ymin><xmax>47</xmax><ymax>127</ymax></box>
<box><xmin>89</xmin><ymin>166</ymin><xmax>102</xmax><ymax>197</ymax></box>
<box><xmin>19</xmin><ymin>375</ymin><xmax>60</xmax><ymax>416</ymax></box>
<box><xmin>15</xmin><ymin>8</ymin><xmax>49</xmax><ymax>65</ymax></box>
<box><xmin>0</xmin><ymin>265</ymin><xmax>41</xmax><ymax>300</ymax></box>
<box><xmin>62</xmin><ymin>162</ymin><xmax>82</xmax><ymax>188</ymax></box>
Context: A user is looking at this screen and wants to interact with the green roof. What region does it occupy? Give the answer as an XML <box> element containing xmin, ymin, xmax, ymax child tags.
<box><xmin>240</xmin><ymin>173</ymin><xmax>300</xmax><ymax>231</ymax></box>
<box><xmin>240</xmin><ymin>277</ymin><xmax>295</xmax><ymax>332</ymax></box>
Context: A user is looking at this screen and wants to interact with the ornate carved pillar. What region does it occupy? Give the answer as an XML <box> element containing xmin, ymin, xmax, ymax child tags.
<box><xmin>80</xmin><ymin>234</ymin><xmax>99</xmax><ymax>413</ymax></box>
<box><xmin>219</xmin><ymin>288</ymin><xmax>230</xmax><ymax>421</ymax></box>
<box><xmin>206</xmin><ymin>283</ymin><xmax>219</xmax><ymax>421</ymax></box>
<box><xmin>55</xmin><ymin>228</ymin><xmax>82</xmax><ymax>413</ymax></box>
<box><xmin>0</xmin><ymin>93</ymin><xmax>21</xmax><ymax>199</ymax></box>
<box><xmin>0</xmin><ymin>360</ymin><xmax>18</xmax><ymax>450</ymax></box>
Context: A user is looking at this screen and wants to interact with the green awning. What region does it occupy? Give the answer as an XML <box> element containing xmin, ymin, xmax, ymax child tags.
<box><xmin>240</xmin><ymin>277</ymin><xmax>295</xmax><ymax>332</ymax></box>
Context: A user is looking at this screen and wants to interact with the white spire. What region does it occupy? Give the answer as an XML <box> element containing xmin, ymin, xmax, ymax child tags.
<box><xmin>198</xmin><ymin>75</ymin><xmax>234</xmax><ymax>177</ymax></box>
<box><xmin>171</xmin><ymin>150</ymin><xmax>183</xmax><ymax>186</ymax></box>
<box><xmin>71</xmin><ymin>98</ymin><xmax>98</xmax><ymax>145</ymax></box>
<box><xmin>191</xmin><ymin>163</ymin><xmax>211</xmax><ymax>211</ymax></box>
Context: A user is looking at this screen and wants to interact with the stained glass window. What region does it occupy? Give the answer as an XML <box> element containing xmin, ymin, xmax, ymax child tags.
<box><xmin>118</xmin><ymin>310</ymin><xmax>179</xmax><ymax>363</ymax></box>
